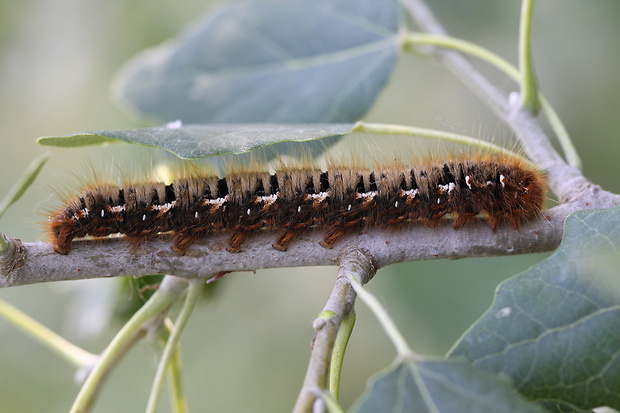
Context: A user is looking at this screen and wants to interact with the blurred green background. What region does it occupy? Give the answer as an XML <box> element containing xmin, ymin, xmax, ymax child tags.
<box><xmin>1</xmin><ymin>0</ymin><xmax>619</xmax><ymax>412</ymax></box>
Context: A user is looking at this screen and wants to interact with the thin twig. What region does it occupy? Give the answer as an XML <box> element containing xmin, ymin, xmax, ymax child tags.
<box><xmin>346</xmin><ymin>273</ymin><xmax>415</xmax><ymax>361</ymax></box>
<box><xmin>518</xmin><ymin>0</ymin><xmax>540</xmax><ymax>112</ymax></box>
<box><xmin>166</xmin><ymin>343</ymin><xmax>189</xmax><ymax>413</ymax></box>
<box><xmin>155</xmin><ymin>318</ymin><xmax>190</xmax><ymax>413</ymax></box>
<box><xmin>293</xmin><ymin>247</ymin><xmax>376</xmax><ymax>413</ymax></box>
<box><xmin>70</xmin><ymin>276</ymin><xmax>190</xmax><ymax>413</ymax></box>
<box><xmin>146</xmin><ymin>279</ymin><xmax>202</xmax><ymax>413</ymax></box>
<box><xmin>403</xmin><ymin>33</ymin><xmax>581</xmax><ymax>169</ymax></box>
<box><xmin>401</xmin><ymin>0</ymin><xmax>620</xmax><ymax>221</ymax></box>
<box><xmin>401</xmin><ymin>0</ymin><xmax>573</xmax><ymax>194</ymax></box>
<box><xmin>0</xmin><ymin>299</ymin><xmax>98</xmax><ymax>368</ymax></box>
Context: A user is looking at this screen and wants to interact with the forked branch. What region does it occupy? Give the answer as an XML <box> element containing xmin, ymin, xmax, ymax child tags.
<box><xmin>293</xmin><ymin>247</ymin><xmax>376</xmax><ymax>413</ymax></box>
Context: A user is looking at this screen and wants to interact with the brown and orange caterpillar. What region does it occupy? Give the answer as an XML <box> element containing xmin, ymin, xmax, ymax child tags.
<box><xmin>46</xmin><ymin>153</ymin><xmax>546</xmax><ymax>255</ymax></box>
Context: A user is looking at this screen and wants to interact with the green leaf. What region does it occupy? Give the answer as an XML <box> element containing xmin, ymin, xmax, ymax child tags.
<box><xmin>0</xmin><ymin>152</ymin><xmax>50</xmax><ymax>220</ymax></box>
<box><xmin>537</xmin><ymin>400</ymin><xmax>595</xmax><ymax>413</ymax></box>
<box><xmin>449</xmin><ymin>206</ymin><xmax>620</xmax><ymax>410</ymax></box>
<box><xmin>35</xmin><ymin>134</ymin><xmax>119</xmax><ymax>148</ymax></box>
<box><xmin>112</xmin><ymin>0</ymin><xmax>401</xmax><ymax>124</ymax></box>
<box><xmin>37</xmin><ymin>123</ymin><xmax>355</xmax><ymax>159</ymax></box>
<box><xmin>351</xmin><ymin>359</ymin><xmax>548</xmax><ymax>413</ymax></box>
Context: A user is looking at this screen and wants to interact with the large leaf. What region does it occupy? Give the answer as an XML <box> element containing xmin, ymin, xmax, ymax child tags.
<box><xmin>351</xmin><ymin>359</ymin><xmax>548</xmax><ymax>413</ymax></box>
<box><xmin>37</xmin><ymin>123</ymin><xmax>355</xmax><ymax>159</ymax></box>
<box><xmin>537</xmin><ymin>401</ymin><xmax>595</xmax><ymax>413</ymax></box>
<box><xmin>113</xmin><ymin>0</ymin><xmax>401</xmax><ymax>124</ymax></box>
<box><xmin>449</xmin><ymin>206</ymin><xmax>620</xmax><ymax>409</ymax></box>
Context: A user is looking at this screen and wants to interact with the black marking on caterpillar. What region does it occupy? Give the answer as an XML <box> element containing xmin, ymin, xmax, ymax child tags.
<box><xmin>47</xmin><ymin>155</ymin><xmax>546</xmax><ymax>254</ymax></box>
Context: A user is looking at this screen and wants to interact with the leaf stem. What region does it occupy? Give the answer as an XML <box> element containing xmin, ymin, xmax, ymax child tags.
<box><xmin>404</xmin><ymin>33</ymin><xmax>516</xmax><ymax>77</ymax></box>
<box><xmin>167</xmin><ymin>343</ymin><xmax>189</xmax><ymax>413</ymax></box>
<box><xmin>0</xmin><ymin>299</ymin><xmax>98</xmax><ymax>368</ymax></box>
<box><xmin>355</xmin><ymin>121</ymin><xmax>527</xmax><ymax>161</ymax></box>
<box><xmin>402</xmin><ymin>33</ymin><xmax>580</xmax><ymax>169</ymax></box>
<box><xmin>345</xmin><ymin>274</ymin><xmax>416</xmax><ymax>361</ymax></box>
<box><xmin>70</xmin><ymin>275</ymin><xmax>190</xmax><ymax>413</ymax></box>
<box><xmin>146</xmin><ymin>279</ymin><xmax>202</xmax><ymax>413</ymax></box>
<box><xmin>329</xmin><ymin>310</ymin><xmax>355</xmax><ymax>399</ymax></box>
<box><xmin>519</xmin><ymin>0</ymin><xmax>540</xmax><ymax>113</ymax></box>
<box><xmin>322</xmin><ymin>390</ymin><xmax>346</xmax><ymax>413</ymax></box>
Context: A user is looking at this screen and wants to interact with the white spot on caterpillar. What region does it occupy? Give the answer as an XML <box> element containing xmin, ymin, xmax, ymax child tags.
<box><xmin>246</xmin><ymin>208</ymin><xmax>251</xmax><ymax>215</ymax></box>
<box><xmin>206</xmin><ymin>199</ymin><xmax>225</xmax><ymax>210</ymax></box>
<box><xmin>437</xmin><ymin>198</ymin><xmax>441</xmax><ymax>204</ymax></box>
<box><xmin>356</xmin><ymin>191</ymin><xmax>376</xmax><ymax>199</ymax></box>
<box><xmin>465</xmin><ymin>176</ymin><xmax>472</xmax><ymax>189</ymax></box>
<box><xmin>100</xmin><ymin>209</ymin><xmax>105</xmax><ymax>218</ymax></box>
<box><xmin>438</xmin><ymin>182</ymin><xmax>456</xmax><ymax>193</ymax></box>
<box><xmin>297</xmin><ymin>206</ymin><xmax>301</xmax><ymax>213</ymax></box>
<box><xmin>194</xmin><ymin>211</ymin><xmax>199</xmax><ymax>219</ymax></box>
<box><xmin>142</xmin><ymin>214</ymin><xmax>146</xmax><ymax>221</ymax></box>
<box><xmin>496</xmin><ymin>307</ymin><xmax>512</xmax><ymax>318</ymax></box>
<box><xmin>486</xmin><ymin>181</ymin><xmax>493</xmax><ymax>186</ymax></box>
<box><xmin>155</xmin><ymin>203</ymin><xmax>173</xmax><ymax>213</ymax></box>
<box><xmin>499</xmin><ymin>174</ymin><xmax>506</xmax><ymax>187</ymax></box>
<box><xmin>356</xmin><ymin>191</ymin><xmax>376</xmax><ymax>206</ymax></box>
<box><xmin>347</xmin><ymin>204</ymin><xmax>352</xmax><ymax>211</ymax></box>
<box><xmin>394</xmin><ymin>201</ymin><xmax>399</xmax><ymax>208</ymax></box>
<box><xmin>261</xmin><ymin>194</ymin><xmax>278</xmax><ymax>206</ymax></box>
<box><xmin>307</xmin><ymin>192</ymin><xmax>328</xmax><ymax>202</ymax></box>
<box><xmin>402</xmin><ymin>189</ymin><xmax>419</xmax><ymax>199</ymax></box>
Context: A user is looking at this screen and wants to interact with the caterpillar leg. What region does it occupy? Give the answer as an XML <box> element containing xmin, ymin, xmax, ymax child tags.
<box><xmin>49</xmin><ymin>221</ymin><xmax>76</xmax><ymax>255</ymax></box>
<box><xmin>52</xmin><ymin>238</ymin><xmax>72</xmax><ymax>255</ymax></box>
<box><xmin>453</xmin><ymin>212</ymin><xmax>476</xmax><ymax>229</ymax></box>
<box><xmin>227</xmin><ymin>231</ymin><xmax>249</xmax><ymax>253</ymax></box>
<box><xmin>171</xmin><ymin>234</ymin><xmax>195</xmax><ymax>255</ymax></box>
<box><xmin>488</xmin><ymin>215</ymin><xmax>501</xmax><ymax>232</ymax></box>
<box><xmin>507</xmin><ymin>211</ymin><xmax>525</xmax><ymax>230</ymax></box>
<box><xmin>272</xmin><ymin>230</ymin><xmax>297</xmax><ymax>251</ymax></box>
<box><xmin>320</xmin><ymin>227</ymin><xmax>347</xmax><ymax>249</ymax></box>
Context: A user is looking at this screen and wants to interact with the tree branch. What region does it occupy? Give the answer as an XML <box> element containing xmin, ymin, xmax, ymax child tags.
<box><xmin>3</xmin><ymin>199</ymin><xmax>620</xmax><ymax>288</ymax></box>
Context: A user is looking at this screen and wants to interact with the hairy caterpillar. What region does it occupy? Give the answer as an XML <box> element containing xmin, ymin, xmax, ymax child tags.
<box><xmin>46</xmin><ymin>153</ymin><xmax>546</xmax><ymax>255</ymax></box>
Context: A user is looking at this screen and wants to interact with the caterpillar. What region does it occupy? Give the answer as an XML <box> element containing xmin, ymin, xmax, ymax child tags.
<box><xmin>46</xmin><ymin>153</ymin><xmax>546</xmax><ymax>255</ymax></box>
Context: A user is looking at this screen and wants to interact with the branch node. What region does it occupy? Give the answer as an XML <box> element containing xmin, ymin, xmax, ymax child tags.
<box><xmin>0</xmin><ymin>235</ymin><xmax>26</xmax><ymax>286</ymax></box>
<box><xmin>337</xmin><ymin>246</ymin><xmax>377</xmax><ymax>285</ymax></box>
